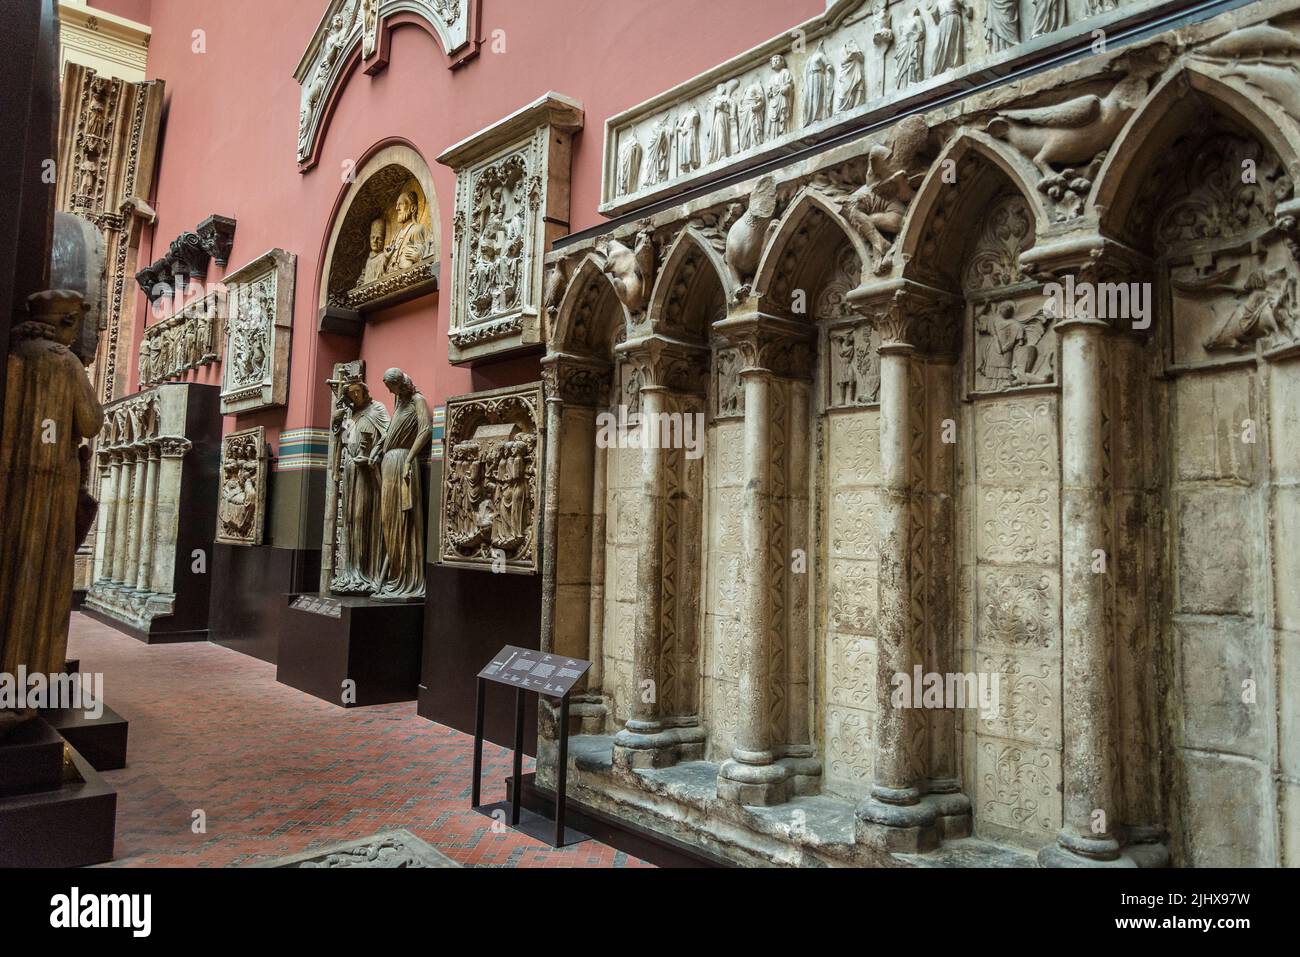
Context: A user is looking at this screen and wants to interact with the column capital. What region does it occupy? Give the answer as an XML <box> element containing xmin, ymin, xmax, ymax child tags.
<box><xmin>848</xmin><ymin>279</ymin><xmax>959</xmax><ymax>355</ymax></box>
<box><xmin>712</xmin><ymin>310</ymin><xmax>814</xmax><ymax>379</ymax></box>
<box><xmin>540</xmin><ymin>352</ymin><xmax>612</xmax><ymax>406</ymax></box>
<box><xmin>156</xmin><ymin>436</ymin><xmax>192</xmax><ymax>459</ymax></box>
<box><xmin>1021</xmin><ymin>233</ymin><xmax>1154</xmax><ymax>338</ymax></box>
<box><xmin>615</xmin><ymin>334</ymin><xmax>709</xmax><ymax>394</ymax></box>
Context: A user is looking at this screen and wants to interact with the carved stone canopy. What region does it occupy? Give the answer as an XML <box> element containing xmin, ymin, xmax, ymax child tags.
<box><xmin>134</xmin><ymin>214</ymin><xmax>237</xmax><ymax>302</ymax></box>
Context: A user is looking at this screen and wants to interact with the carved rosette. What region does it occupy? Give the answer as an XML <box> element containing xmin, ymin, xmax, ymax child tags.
<box><xmin>440</xmin><ymin>383</ymin><xmax>544</xmax><ymax>573</ymax></box>
<box><xmin>215</xmin><ymin>426</ymin><xmax>269</xmax><ymax>547</ymax></box>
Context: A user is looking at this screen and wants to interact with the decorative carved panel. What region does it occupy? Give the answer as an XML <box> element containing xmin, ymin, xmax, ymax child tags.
<box><xmin>139</xmin><ymin>289</ymin><xmax>224</xmax><ymax>387</ymax></box>
<box><xmin>438</xmin><ymin>94</ymin><xmax>583</xmax><ymax>362</ymax></box>
<box><xmin>440</xmin><ymin>382</ymin><xmax>544</xmax><ymax>573</ymax></box>
<box><xmin>216</xmin><ymin>427</ymin><xmax>269</xmax><ymax>546</ymax></box>
<box><xmin>220</xmin><ymin>249</ymin><xmax>296</xmax><ymax>415</ymax></box>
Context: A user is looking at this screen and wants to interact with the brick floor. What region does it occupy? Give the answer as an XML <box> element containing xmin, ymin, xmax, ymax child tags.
<box><xmin>67</xmin><ymin>613</ymin><xmax>650</xmax><ymax>868</ymax></box>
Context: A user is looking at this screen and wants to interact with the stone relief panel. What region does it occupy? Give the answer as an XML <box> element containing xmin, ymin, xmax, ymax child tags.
<box><xmin>601</xmin><ymin>0</ymin><xmax>1168</xmax><ymax>213</ymax></box>
<box><xmin>215</xmin><ymin>427</ymin><xmax>269</xmax><ymax>547</ymax></box>
<box><xmin>440</xmin><ymin>383</ymin><xmax>543</xmax><ymax>573</ymax></box>
<box><xmin>138</xmin><ymin>289</ymin><xmax>223</xmax><ymax>387</ymax></box>
<box><xmin>295</xmin><ymin>0</ymin><xmax>475</xmax><ymax>167</ymax></box>
<box><xmin>975</xmin><ymin>735</ymin><xmax>1061</xmax><ymax>844</ymax></box>
<box><xmin>439</xmin><ymin>94</ymin><xmax>583</xmax><ymax>362</ymax></box>
<box><xmin>220</xmin><ymin>249</ymin><xmax>295</xmax><ymax>415</ymax></box>
<box><xmin>325</xmin><ymin>160</ymin><xmax>438</xmax><ymax>317</ymax></box>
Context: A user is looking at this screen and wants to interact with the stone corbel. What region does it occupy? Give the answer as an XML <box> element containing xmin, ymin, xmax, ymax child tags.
<box><xmin>197</xmin><ymin>214</ymin><xmax>237</xmax><ymax>268</ymax></box>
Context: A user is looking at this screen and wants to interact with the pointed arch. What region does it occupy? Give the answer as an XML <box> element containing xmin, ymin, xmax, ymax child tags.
<box><xmin>552</xmin><ymin>253</ymin><xmax>629</xmax><ymax>356</ymax></box>
<box><xmin>646</xmin><ymin>225</ymin><xmax>732</xmax><ymax>340</ymax></box>
<box><xmin>752</xmin><ymin>186</ymin><xmax>870</xmax><ymax>307</ymax></box>
<box><xmin>1090</xmin><ymin>63</ymin><xmax>1300</xmax><ymax>243</ymax></box>
<box><xmin>895</xmin><ymin>128</ymin><xmax>1049</xmax><ymax>286</ymax></box>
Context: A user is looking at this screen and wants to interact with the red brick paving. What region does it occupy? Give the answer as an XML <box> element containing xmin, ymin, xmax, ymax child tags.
<box><xmin>67</xmin><ymin>613</ymin><xmax>650</xmax><ymax>868</ymax></box>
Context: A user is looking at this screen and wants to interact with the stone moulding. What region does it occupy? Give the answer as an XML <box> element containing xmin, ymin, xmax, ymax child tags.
<box><xmin>439</xmin><ymin>382</ymin><xmax>544</xmax><ymax>573</ymax></box>
<box><xmin>437</xmin><ymin>92</ymin><xmax>584</xmax><ymax>364</ymax></box>
<box><xmin>220</xmin><ymin>248</ymin><xmax>296</xmax><ymax>415</ymax></box>
<box><xmin>215</xmin><ymin>426</ymin><xmax>270</xmax><ymax>547</ymax></box>
<box><xmin>294</xmin><ymin>0</ymin><xmax>482</xmax><ymax>170</ymax></box>
<box><xmin>599</xmin><ymin>0</ymin><xmax>1185</xmax><ymax>215</ymax></box>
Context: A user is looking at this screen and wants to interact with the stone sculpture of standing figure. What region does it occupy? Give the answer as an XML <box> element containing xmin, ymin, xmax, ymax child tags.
<box><xmin>986</xmin><ymin>0</ymin><xmax>1021</xmax><ymax>52</ymax></box>
<box><xmin>370</xmin><ymin>368</ymin><xmax>431</xmax><ymax>601</ymax></box>
<box><xmin>766</xmin><ymin>54</ymin><xmax>794</xmax><ymax>140</ymax></box>
<box><xmin>895</xmin><ymin>10</ymin><xmax>926</xmax><ymax>88</ymax></box>
<box><xmin>836</xmin><ymin>39</ymin><xmax>867</xmax><ymax>113</ymax></box>
<box><xmin>929</xmin><ymin>0</ymin><xmax>972</xmax><ymax>74</ymax></box>
<box><xmin>738</xmin><ymin>80</ymin><xmax>766</xmax><ymax>151</ymax></box>
<box><xmin>331</xmin><ymin>379</ymin><xmax>390</xmax><ymax>594</ymax></box>
<box><xmin>803</xmin><ymin>41</ymin><xmax>835</xmax><ymax>125</ymax></box>
<box><xmin>0</xmin><ymin>291</ymin><xmax>103</xmax><ymax>732</ymax></box>
<box><xmin>1031</xmin><ymin>0</ymin><xmax>1066</xmax><ymax>37</ymax></box>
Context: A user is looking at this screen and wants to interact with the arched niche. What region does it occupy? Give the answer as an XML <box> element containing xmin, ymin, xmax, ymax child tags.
<box><xmin>318</xmin><ymin>142</ymin><xmax>441</xmax><ymax>333</ymax></box>
<box><xmin>646</xmin><ymin>226</ymin><xmax>730</xmax><ymax>343</ymax></box>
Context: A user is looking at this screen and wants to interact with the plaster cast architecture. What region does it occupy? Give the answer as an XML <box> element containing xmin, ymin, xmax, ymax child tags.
<box><xmin>294</xmin><ymin>0</ymin><xmax>479</xmax><ymax>168</ymax></box>
<box><xmin>538</xmin><ymin>0</ymin><xmax>1300</xmax><ymax>868</ymax></box>
<box><xmin>438</xmin><ymin>94</ymin><xmax>584</xmax><ymax>363</ymax></box>
<box><xmin>216</xmin><ymin>427</ymin><xmax>269</xmax><ymax>547</ymax></box>
<box><xmin>86</xmin><ymin>384</ymin><xmax>206</xmax><ymax>633</ymax></box>
<box><xmin>220</xmin><ymin>249</ymin><xmax>296</xmax><ymax>415</ymax></box>
<box><xmin>440</xmin><ymin>383</ymin><xmax>544</xmax><ymax>573</ymax></box>
<box><xmin>138</xmin><ymin>289</ymin><xmax>223</xmax><ymax>386</ymax></box>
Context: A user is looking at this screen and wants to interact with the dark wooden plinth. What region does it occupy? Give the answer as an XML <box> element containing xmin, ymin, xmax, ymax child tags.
<box><xmin>277</xmin><ymin>594</ymin><xmax>424</xmax><ymax>707</ymax></box>
<box><xmin>0</xmin><ymin>719</ymin><xmax>65</xmax><ymax>798</ymax></box>
<box><xmin>43</xmin><ymin>703</ymin><xmax>129</xmax><ymax>771</ymax></box>
<box><xmin>417</xmin><ymin>563</ymin><xmax>542</xmax><ymax>755</ymax></box>
<box><xmin>0</xmin><ymin>731</ymin><xmax>116</xmax><ymax>867</ymax></box>
<box><xmin>210</xmin><ymin>544</ymin><xmax>320</xmax><ymax>664</ymax></box>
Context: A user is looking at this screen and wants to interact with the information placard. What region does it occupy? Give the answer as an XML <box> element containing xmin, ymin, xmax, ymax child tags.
<box><xmin>477</xmin><ymin>646</ymin><xmax>590</xmax><ymax>698</ymax></box>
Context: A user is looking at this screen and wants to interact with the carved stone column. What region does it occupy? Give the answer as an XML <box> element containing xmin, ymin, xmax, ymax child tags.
<box><xmin>850</xmin><ymin>282</ymin><xmax>967</xmax><ymax>852</ymax></box>
<box><xmin>135</xmin><ymin>443</ymin><xmax>160</xmax><ymax>593</ymax></box>
<box><xmin>111</xmin><ymin>451</ymin><xmax>134</xmax><ymax>584</ymax></box>
<box><xmin>784</xmin><ymin>377</ymin><xmax>818</xmax><ymax>781</ymax></box>
<box><xmin>95</xmin><ymin>449</ymin><xmax>120</xmax><ymax>583</ymax></box>
<box><xmin>714</xmin><ymin>312</ymin><xmax>812</xmax><ymax>805</ymax></box>
<box><xmin>125</xmin><ymin>445</ymin><xmax>148</xmax><ymax>589</ymax></box>
<box><xmin>611</xmin><ymin>336</ymin><xmax>707</xmax><ymax>769</ymax></box>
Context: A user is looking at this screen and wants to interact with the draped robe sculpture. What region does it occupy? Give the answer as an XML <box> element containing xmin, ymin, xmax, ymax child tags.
<box><xmin>331</xmin><ymin>380</ymin><xmax>390</xmax><ymax>594</ymax></box>
<box><xmin>370</xmin><ymin>368</ymin><xmax>431</xmax><ymax>601</ymax></box>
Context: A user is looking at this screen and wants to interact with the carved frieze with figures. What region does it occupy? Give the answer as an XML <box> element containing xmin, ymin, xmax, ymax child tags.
<box><xmin>440</xmin><ymin>383</ymin><xmax>544</xmax><ymax>573</ymax></box>
<box><xmin>221</xmin><ymin>249</ymin><xmax>296</xmax><ymax>415</ymax></box>
<box><xmin>138</xmin><ymin>289</ymin><xmax>224</xmax><ymax>387</ymax></box>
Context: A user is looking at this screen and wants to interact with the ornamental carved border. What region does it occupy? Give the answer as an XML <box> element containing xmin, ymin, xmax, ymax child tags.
<box><xmin>439</xmin><ymin>382</ymin><xmax>544</xmax><ymax>573</ymax></box>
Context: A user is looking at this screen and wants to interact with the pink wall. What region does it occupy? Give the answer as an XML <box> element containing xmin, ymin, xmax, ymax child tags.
<box><xmin>129</xmin><ymin>0</ymin><xmax>822</xmax><ymax>448</ymax></box>
<box><xmin>89</xmin><ymin>0</ymin><xmax>152</xmax><ymax>25</ymax></box>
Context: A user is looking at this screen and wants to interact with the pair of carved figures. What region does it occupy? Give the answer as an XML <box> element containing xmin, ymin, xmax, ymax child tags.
<box><xmin>329</xmin><ymin>368</ymin><xmax>431</xmax><ymax>601</ymax></box>
<box><xmin>356</xmin><ymin>190</ymin><xmax>431</xmax><ymax>291</ymax></box>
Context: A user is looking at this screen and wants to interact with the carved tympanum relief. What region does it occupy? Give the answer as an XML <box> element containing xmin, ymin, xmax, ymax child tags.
<box><xmin>440</xmin><ymin>383</ymin><xmax>544</xmax><ymax>573</ymax></box>
<box><xmin>216</xmin><ymin>427</ymin><xmax>269</xmax><ymax>547</ymax></box>
<box><xmin>138</xmin><ymin>290</ymin><xmax>223</xmax><ymax>386</ymax></box>
<box><xmin>295</xmin><ymin>0</ymin><xmax>474</xmax><ymax>166</ymax></box>
<box><xmin>439</xmin><ymin>94</ymin><xmax>583</xmax><ymax>362</ymax></box>
<box><xmin>221</xmin><ymin>249</ymin><xmax>295</xmax><ymax>415</ymax></box>
<box><xmin>601</xmin><ymin>0</ymin><xmax>1165</xmax><ymax>213</ymax></box>
<box><xmin>327</xmin><ymin>166</ymin><xmax>437</xmax><ymax>314</ymax></box>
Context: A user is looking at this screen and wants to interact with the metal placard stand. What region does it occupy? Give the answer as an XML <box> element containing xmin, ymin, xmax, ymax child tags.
<box><xmin>470</xmin><ymin>645</ymin><xmax>591</xmax><ymax>848</ymax></box>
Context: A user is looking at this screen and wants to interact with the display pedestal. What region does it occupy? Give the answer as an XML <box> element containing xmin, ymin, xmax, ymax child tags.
<box><xmin>0</xmin><ymin>718</ymin><xmax>116</xmax><ymax>866</ymax></box>
<box><xmin>277</xmin><ymin>593</ymin><xmax>423</xmax><ymax>707</ymax></box>
<box><xmin>42</xmin><ymin>703</ymin><xmax>129</xmax><ymax>771</ymax></box>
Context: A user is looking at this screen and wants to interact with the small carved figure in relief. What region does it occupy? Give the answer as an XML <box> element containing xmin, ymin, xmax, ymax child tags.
<box><xmin>986</xmin><ymin>0</ymin><xmax>1021</xmax><ymax>52</ymax></box>
<box><xmin>738</xmin><ymin>80</ymin><xmax>766</xmax><ymax>152</ymax></box>
<box><xmin>675</xmin><ymin>105</ymin><xmax>701</xmax><ymax>176</ymax></box>
<box><xmin>0</xmin><ymin>292</ymin><xmax>103</xmax><ymax>714</ymax></box>
<box><xmin>138</xmin><ymin>340</ymin><xmax>148</xmax><ymax>386</ymax></box>
<box><xmin>218</xmin><ymin>450</ymin><xmax>258</xmax><ymax>541</ymax></box>
<box><xmin>623</xmin><ymin>361</ymin><xmax>643</xmax><ymax>416</ymax></box>
<box><xmin>229</xmin><ymin>280</ymin><xmax>271</xmax><ymax>387</ymax></box>
<box><xmin>330</xmin><ymin>378</ymin><xmax>390</xmax><ymax>594</ymax></box>
<box><xmin>370</xmin><ymin>368</ymin><xmax>431</xmax><ymax>602</ymax></box>
<box><xmin>838</xmin><ymin>115</ymin><xmax>929</xmax><ymax>265</ymax></box>
<box><xmin>929</xmin><ymin>0</ymin><xmax>973</xmax><ymax>75</ymax></box>
<box><xmin>895</xmin><ymin>10</ymin><xmax>926</xmax><ymax>89</ymax></box>
<box><xmin>1032</xmin><ymin>0</ymin><xmax>1067</xmax><ymax>37</ymax></box>
<box><xmin>766</xmin><ymin>54</ymin><xmax>795</xmax><ymax>140</ymax></box>
<box><xmin>1087</xmin><ymin>0</ymin><xmax>1118</xmax><ymax>14</ymax></box>
<box><xmin>717</xmin><ymin>348</ymin><xmax>742</xmax><ymax>416</ymax></box>
<box><xmin>642</xmin><ymin>115</ymin><xmax>672</xmax><ymax>188</ymax></box>
<box><xmin>975</xmin><ymin>301</ymin><xmax>1056</xmax><ymax>390</ymax></box>
<box><xmin>597</xmin><ymin>227</ymin><xmax>656</xmax><ymax>314</ymax></box>
<box><xmin>385</xmin><ymin>190</ymin><xmax>429</xmax><ymax>273</ymax></box>
<box><xmin>362</xmin><ymin>0</ymin><xmax>380</xmax><ymax>58</ymax></box>
<box><xmin>1198</xmin><ymin>268</ymin><xmax>1299</xmax><ymax>352</ymax></box>
<box><xmin>358</xmin><ymin>217</ymin><xmax>388</xmax><ymax>287</ymax></box>
<box><xmin>724</xmin><ymin>174</ymin><xmax>780</xmax><ymax>297</ymax></box>
<box><xmin>708</xmin><ymin>81</ymin><xmax>738</xmax><ymax>164</ymax></box>
<box><xmin>830</xmin><ymin>328</ymin><xmax>859</xmax><ymax>405</ymax></box>
<box><xmin>84</xmin><ymin>79</ymin><xmax>110</xmax><ymax>142</ymax></box>
<box><xmin>803</xmin><ymin>41</ymin><xmax>835</xmax><ymax>126</ymax></box>
<box><xmin>836</xmin><ymin>39</ymin><xmax>867</xmax><ymax>113</ymax></box>
<box><xmin>618</xmin><ymin>136</ymin><xmax>643</xmax><ymax>195</ymax></box>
